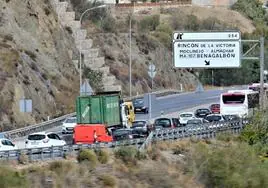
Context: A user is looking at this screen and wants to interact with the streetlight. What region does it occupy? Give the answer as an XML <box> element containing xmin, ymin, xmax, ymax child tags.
<box><xmin>79</xmin><ymin>4</ymin><xmax>106</xmax><ymax>95</ymax></box>
<box><xmin>129</xmin><ymin>3</ymin><xmax>137</xmax><ymax>97</ymax></box>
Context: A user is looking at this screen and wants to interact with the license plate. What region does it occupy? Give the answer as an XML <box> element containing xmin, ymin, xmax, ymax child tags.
<box><xmin>31</xmin><ymin>141</ymin><xmax>39</xmax><ymax>145</ymax></box>
<box><xmin>136</xmin><ymin>109</ymin><xmax>141</xmax><ymax>111</ymax></box>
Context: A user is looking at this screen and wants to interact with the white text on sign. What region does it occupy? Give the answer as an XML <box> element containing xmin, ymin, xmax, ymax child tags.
<box><xmin>173</xmin><ymin>41</ymin><xmax>240</xmax><ymax>68</ymax></box>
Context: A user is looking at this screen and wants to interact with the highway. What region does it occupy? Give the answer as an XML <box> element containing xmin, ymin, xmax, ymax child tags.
<box><xmin>13</xmin><ymin>86</ymin><xmax>244</xmax><ymax>148</ymax></box>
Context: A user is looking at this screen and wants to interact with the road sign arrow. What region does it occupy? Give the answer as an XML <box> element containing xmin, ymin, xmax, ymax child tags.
<box><xmin>148</xmin><ymin>71</ymin><xmax>156</xmax><ymax>78</ymax></box>
<box><xmin>205</xmin><ymin>60</ymin><xmax>210</xmax><ymax>66</ymax></box>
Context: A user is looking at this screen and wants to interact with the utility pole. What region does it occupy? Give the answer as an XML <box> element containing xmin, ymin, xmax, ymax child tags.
<box><xmin>260</xmin><ymin>37</ymin><xmax>264</xmax><ymax>110</ymax></box>
<box><xmin>129</xmin><ymin>17</ymin><xmax>132</xmax><ymax>97</ymax></box>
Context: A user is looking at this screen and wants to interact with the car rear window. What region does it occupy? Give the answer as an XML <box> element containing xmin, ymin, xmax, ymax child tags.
<box><xmin>187</xmin><ymin>119</ymin><xmax>202</xmax><ymax>124</ymax></box>
<box><xmin>211</xmin><ymin>104</ymin><xmax>220</xmax><ymax>108</ymax></box>
<box><xmin>132</xmin><ymin>121</ymin><xmax>146</xmax><ymax>128</ymax></box>
<box><xmin>155</xmin><ymin>119</ymin><xmax>171</xmax><ymax>128</ymax></box>
<box><xmin>28</xmin><ymin>134</ymin><xmax>46</xmax><ymax>140</ymax></box>
<box><xmin>197</xmin><ymin>109</ymin><xmax>209</xmax><ymax>113</ymax></box>
<box><xmin>65</xmin><ymin>118</ymin><xmax>76</xmax><ymax>123</ymax></box>
<box><xmin>113</xmin><ymin>130</ymin><xmax>131</xmax><ymax>136</ymax></box>
<box><xmin>180</xmin><ymin>114</ymin><xmax>193</xmax><ymax>118</ymax></box>
<box><xmin>206</xmin><ymin>116</ymin><xmax>221</xmax><ymax>121</ymax></box>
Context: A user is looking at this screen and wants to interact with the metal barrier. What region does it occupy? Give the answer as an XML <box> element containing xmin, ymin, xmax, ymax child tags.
<box><xmin>0</xmin><ymin>120</ymin><xmax>247</xmax><ymax>161</ymax></box>
<box><xmin>3</xmin><ymin>113</ymin><xmax>76</xmax><ymax>139</ymax></box>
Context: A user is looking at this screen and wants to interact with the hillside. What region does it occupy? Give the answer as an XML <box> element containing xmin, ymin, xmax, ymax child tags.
<box><xmin>0</xmin><ymin>0</ymin><xmax>79</xmax><ymax>131</ymax></box>
<box><xmin>0</xmin><ymin>0</ymin><xmax>256</xmax><ymax>130</ymax></box>
<box><xmin>84</xmin><ymin>4</ymin><xmax>255</xmax><ymax>95</ymax></box>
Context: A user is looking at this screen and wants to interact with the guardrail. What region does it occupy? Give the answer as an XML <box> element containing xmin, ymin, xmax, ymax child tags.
<box><xmin>0</xmin><ymin>120</ymin><xmax>247</xmax><ymax>162</ymax></box>
<box><xmin>2</xmin><ymin>89</ymin><xmax>181</xmax><ymax>139</ymax></box>
<box><xmin>3</xmin><ymin>113</ymin><xmax>76</xmax><ymax>139</ymax></box>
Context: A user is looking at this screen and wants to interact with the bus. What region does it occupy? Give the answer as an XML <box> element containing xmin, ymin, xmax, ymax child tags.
<box><xmin>220</xmin><ymin>89</ymin><xmax>259</xmax><ymax>118</ymax></box>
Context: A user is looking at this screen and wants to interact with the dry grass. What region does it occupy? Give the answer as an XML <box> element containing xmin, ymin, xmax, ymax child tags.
<box><xmin>8</xmin><ymin>141</ymin><xmax>205</xmax><ymax>188</ymax></box>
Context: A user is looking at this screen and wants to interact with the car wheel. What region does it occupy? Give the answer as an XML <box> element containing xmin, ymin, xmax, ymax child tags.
<box><xmin>145</xmin><ymin>109</ymin><xmax>149</xmax><ymax>114</ymax></box>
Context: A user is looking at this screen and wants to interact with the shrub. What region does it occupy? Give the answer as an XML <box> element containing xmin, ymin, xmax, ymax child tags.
<box><xmin>114</xmin><ymin>146</ymin><xmax>139</xmax><ymax>164</ymax></box>
<box><xmin>98</xmin><ymin>174</ymin><xmax>117</xmax><ymax>187</ymax></box>
<box><xmin>147</xmin><ymin>146</ymin><xmax>161</xmax><ymax>161</ymax></box>
<box><xmin>18</xmin><ymin>151</ymin><xmax>29</xmax><ymax>164</ymax></box>
<box><xmin>95</xmin><ymin>149</ymin><xmax>109</xmax><ymax>164</ymax></box>
<box><xmin>186</xmin><ymin>142</ymin><xmax>268</xmax><ymax>188</ymax></box>
<box><xmin>83</xmin><ymin>67</ymin><xmax>104</xmax><ymax>92</ymax></box>
<box><xmin>101</xmin><ymin>16</ymin><xmax>116</xmax><ymax>33</ymax></box>
<box><xmin>77</xmin><ymin>149</ymin><xmax>98</xmax><ymax>168</ymax></box>
<box><xmin>0</xmin><ymin>166</ymin><xmax>29</xmax><ymax>188</ymax></box>
<box><xmin>138</xmin><ymin>15</ymin><xmax>160</xmax><ymax>33</ymax></box>
<box><xmin>49</xmin><ymin>160</ymin><xmax>75</xmax><ymax>175</ymax></box>
<box><xmin>232</xmin><ymin>0</ymin><xmax>265</xmax><ymax>23</ymax></box>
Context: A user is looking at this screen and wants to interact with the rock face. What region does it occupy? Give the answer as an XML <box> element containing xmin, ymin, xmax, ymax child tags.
<box><xmin>50</xmin><ymin>0</ymin><xmax>121</xmax><ymax>92</ymax></box>
<box><xmin>0</xmin><ymin>0</ymin><xmax>79</xmax><ymax>130</ymax></box>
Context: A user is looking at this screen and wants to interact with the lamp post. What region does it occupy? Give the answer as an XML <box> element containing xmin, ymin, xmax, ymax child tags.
<box><xmin>129</xmin><ymin>3</ymin><xmax>137</xmax><ymax>97</ymax></box>
<box><xmin>79</xmin><ymin>5</ymin><xmax>106</xmax><ymax>95</ymax></box>
<box><xmin>129</xmin><ymin>17</ymin><xmax>132</xmax><ymax>97</ymax></box>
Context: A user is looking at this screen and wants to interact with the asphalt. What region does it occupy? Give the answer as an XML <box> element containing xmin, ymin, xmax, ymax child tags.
<box><xmin>14</xmin><ymin>86</ymin><xmax>245</xmax><ymax>148</ymax></box>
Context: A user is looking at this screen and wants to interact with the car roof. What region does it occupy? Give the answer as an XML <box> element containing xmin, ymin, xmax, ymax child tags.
<box><xmin>133</xmin><ymin>120</ymin><xmax>147</xmax><ymax>123</ymax></box>
<box><xmin>0</xmin><ymin>138</ymin><xmax>10</xmax><ymax>141</ymax></box>
<box><xmin>28</xmin><ymin>132</ymin><xmax>46</xmax><ymax>135</ymax></box>
<box><xmin>206</xmin><ymin>114</ymin><xmax>222</xmax><ymax>117</ymax></box>
<box><xmin>65</xmin><ymin>117</ymin><xmax>76</xmax><ymax>120</ymax></box>
<box><xmin>114</xmin><ymin>128</ymin><xmax>132</xmax><ymax>131</ymax></box>
<box><xmin>179</xmin><ymin>112</ymin><xmax>194</xmax><ymax>115</ymax></box>
<box><xmin>196</xmin><ymin>108</ymin><xmax>210</xmax><ymax>110</ymax></box>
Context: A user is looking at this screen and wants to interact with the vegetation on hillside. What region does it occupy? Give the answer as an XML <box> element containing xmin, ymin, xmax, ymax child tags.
<box><xmin>3</xmin><ymin>110</ymin><xmax>268</xmax><ymax>188</ymax></box>
<box><xmin>200</xmin><ymin>0</ymin><xmax>268</xmax><ymax>86</ymax></box>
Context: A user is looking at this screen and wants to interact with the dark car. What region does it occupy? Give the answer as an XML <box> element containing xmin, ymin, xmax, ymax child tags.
<box><xmin>186</xmin><ymin>118</ymin><xmax>204</xmax><ymax>126</ymax></box>
<box><xmin>195</xmin><ymin>108</ymin><xmax>211</xmax><ymax>118</ymax></box>
<box><xmin>209</xmin><ymin>104</ymin><xmax>220</xmax><ymax>114</ymax></box>
<box><xmin>204</xmin><ymin>114</ymin><xmax>225</xmax><ymax>122</ymax></box>
<box><xmin>112</xmin><ymin>129</ymin><xmax>146</xmax><ymax>141</ymax></box>
<box><xmin>133</xmin><ymin>98</ymin><xmax>148</xmax><ymax>114</ymax></box>
<box><xmin>131</xmin><ymin>120</ymin><xmax>149</xmax><ymax>135</ymax></box>
<box><xmin>153</xmin><ymin>117</ymin><xmax>181</xmax><ymax>130</ymax></box>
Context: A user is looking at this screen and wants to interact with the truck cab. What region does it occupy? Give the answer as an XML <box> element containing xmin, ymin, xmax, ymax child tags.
<box><xmin>122</xmin><ymin>101</ymin><xmax>135</xmax><ymax>127</ymax></box>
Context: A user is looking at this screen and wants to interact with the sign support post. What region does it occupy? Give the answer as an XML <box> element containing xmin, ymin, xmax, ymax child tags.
<box><xmin>260</xmin><ymin>37</ymin><xmax>264</xmax><ymax>110</ymax></box>
<box><xmin>148</xmin><ymin>63</ymin><xmax>156</xmax><ymax>120</ymax></box>
<box><xmin>241</xmin><ymin>38</ymin><xmax>265</xmax><ymax>110</ymax></box>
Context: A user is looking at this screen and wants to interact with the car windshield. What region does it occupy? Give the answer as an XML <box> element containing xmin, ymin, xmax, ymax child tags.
<box><xmin>65</xmin><ymin>118</ymin><xmax>76</xmax><ymax>123</ymax></box>
<box><xmin>28</xmin><ymin>134</ymin><xmax>46</xmax><ymax>140</ymax></box>
<box><xmin>206</xmin><ymin>116</ymin><xmax>221</xmax><ymax>121</ymax></box>
<box><xmin>113</xmin><ymin>130</ymin><xmax>131</xmax><ymax>136</ymax></box>
<box><xmin>180</xmin><ymin>114</ymin><xmax>193</xmax><ymax>118</ymax></box>
<box><xmin>197</xmin><ymin>109</ymin><xmax>210</xmax><ymax>113</ymax></box>
<box><xmin>132</xmin><ymin>121</ymin><xmax>146</xmax><ymax>128</ymax></box>
<box><xmin>211</xmin><ymin>104</ymin><xmax>220</xmax><ymax>108</ymax></box>
<box><xmin>133</xmin><ymin>99</ymin><xmax>144</xmax><ymax>106</ymax></box>
<box><xmin>154</xmin><ymin>119</ymin><xmax>171</xmax><ymax>128</ymax></box>
<box><xmin>187</xmin><ymin>119</ymin><xmax>202</xmax><ymax>124</ymax></box>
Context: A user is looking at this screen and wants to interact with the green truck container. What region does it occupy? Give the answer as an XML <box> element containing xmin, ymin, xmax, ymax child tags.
<box><xmin>76</xmin><ymin>92</ymin><xmax>121</xmax><ymax>127</ymax></box>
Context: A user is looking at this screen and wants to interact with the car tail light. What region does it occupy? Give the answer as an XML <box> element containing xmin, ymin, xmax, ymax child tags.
<box><xmin>43</xmin><ymin>138</ymin><xmax>49</xmax><ymax>143</ymax></box>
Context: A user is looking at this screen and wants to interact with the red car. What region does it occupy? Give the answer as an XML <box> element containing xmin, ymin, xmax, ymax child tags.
<box><xmin>209</xmin><ymin>104</ymin><xmax>220</xmax><ymax>114</ymax></box>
